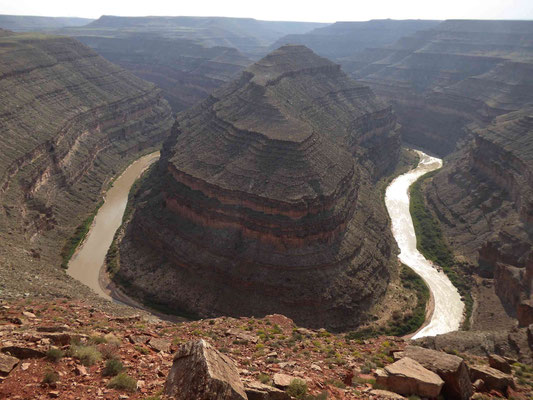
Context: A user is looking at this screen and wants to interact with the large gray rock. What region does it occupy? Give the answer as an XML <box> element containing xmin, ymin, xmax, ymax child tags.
<box><xmin>469</xmin><ymin>364</ymin><xmax>515</xmax><ymax>393</ymax></box>
<box><xmin>244</xmin><ymin>381</ymin><xmax>290</xmax><ymax>400</ymax></box>
<box><xmin>0</xmin><ymin>353</ymin><xmax>19</xmax><ymax>376</ymax></box>
<box><xmin>163</xmin><ymin>339</ymin><xmax>247</xmax><ymax>400</ymax></box>
<box><xmin>376</xmin><ymin>357</ymin><xmax>444</xmax><ymax>398</ymax></box>
<box><xmin>403</xmin><ymin>345</ymin><xmax>472</xmax><ymax>400</ymax></box>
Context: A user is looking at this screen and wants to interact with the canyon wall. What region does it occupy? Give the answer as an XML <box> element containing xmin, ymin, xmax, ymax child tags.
<box><xmin>0</xmin><ymin>32</ymin><xmax>173</xmax><ymax>299</ymax></box>
<box><xmin>73</xmin><ymin>35</ymin><xmax>252</xmax><ymax>112</ymax></box>
<box><xmin>355</xmin><ymin>20</ymin><xmax>533</xmax><ymax>155</ymax></box>
<box><xmin>116</xmin><ymin>45</ymin><xmax>400</xmax><ymax>330</ymax></box>
<box><xmin>425</xmin><ymin>109</ymin><xmax>533</xmax><ymax>325</ymax></box>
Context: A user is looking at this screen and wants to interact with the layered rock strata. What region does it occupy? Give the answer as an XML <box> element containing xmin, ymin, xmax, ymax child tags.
<box><xmin>356</xmin><ymin>20</ymin><xmax>533</xmax><ymax>155</ymax></box>
<box><xmin>72</xmin><ymin>35</ymin><xmax>252</xmax><ymax>112</ymax></box>
<box><xmin>116</xmin><ymin>45</ymin><xmax>400</xmax><ymax>330</ymax></box>
<box><xmin>0</xmin><ymin>32</ymin><xmax>173</xmax><ymax>299</ymax></box>
<box><xmin>425</xmin><ymin>108</ymin><xmax>533</xmax><ymax>324</ymax></box>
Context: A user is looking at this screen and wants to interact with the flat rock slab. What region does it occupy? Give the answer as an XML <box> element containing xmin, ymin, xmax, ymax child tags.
<box><xmin>226</xmin><ymin>328</ymin><xmax>259</xmax><ymax>344</ymax></box>
<box><xmin>273</xmin><ymin>373</ymin><xmax>299</xmax><ymax>389</ymax></box>
<box><xmin>469</xmin><ymin>364</ymin><xmax>514</xmax><ymax>392</ymax></box>
<box><xmin>148</xmin><ymin>338</ymin><xmax>171</xmax><ymax>353</ymax></box>
<box><xmin>403</xmin><ymin>345</ymin><xmax>472</xmax><ymax>399</ymax></box>
<box><xmin>164</xmin><ymin>339</ymin><xmax>246</xmax><ymax>400</ymax></box>
<box><xmin>128</xmin><ymin>334</ymin><xmax>151</xmax><ymax>345</ymax></box>
<box><xmin>1</xmin><ymin>346</ymin><xmax>45</xmax><ymax>359</ymax></box>
<box><xmin>369</xmin><ymin>389</ymin><xmax>407</xmax><ymax>399</ymax></box>
<box><xmin>376</xmin><ymin>357</ymin><xmax>444</xmax><ymax>398</ymax></box>
<box><xmin>245</xmin><ymin>381</ymin><xmax>290</xmax><ymax>400</ymax></box>
<box><xmin>0</xmin><ymin>353</ymin><xmax>19</xmax><ymax>376</ymax></box>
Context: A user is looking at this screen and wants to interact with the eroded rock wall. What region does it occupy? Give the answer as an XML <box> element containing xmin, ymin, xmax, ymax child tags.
<box><xmin>0</xmin><ymin>32</ymin><xmax>173</xmax><ymax>299</ymax></box>
<box><xmin>116</xmin><ymin>45</ymin><xmax>400</xmax><ymax>330</ymax></box>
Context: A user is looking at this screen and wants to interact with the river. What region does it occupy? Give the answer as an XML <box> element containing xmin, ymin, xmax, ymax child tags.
<box><xmin>67</xmin><ymin>152</ymin><xmax>160</xmax><ymax>300</ymax></box>
<box><xmin>68</xmin><ymin>149</ymin><xmax>464</xmax><ymax>338</ymax></box>
<box><xmin>385</xmin><ymin>150</ymin><xmax>464</xmax><ymax>338</ymax></box>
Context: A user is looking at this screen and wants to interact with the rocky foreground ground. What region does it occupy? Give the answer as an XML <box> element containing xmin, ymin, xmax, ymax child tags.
<box><xmin>0</xmin><ymin>299</ymin><xmax>532</xmax><ymax>399</ymax></box>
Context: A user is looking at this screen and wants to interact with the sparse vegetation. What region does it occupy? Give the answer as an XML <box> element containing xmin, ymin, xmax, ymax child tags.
<box><xmin>69</xmin><ymin>344</ymin><xmax>102</xmax><ymax>366</ymax></box>
<box><xmin>107</xmin><ymin>372</ymin><xmax>137</xmax><ymax>392</ymax></box>
<box><xmin>286</xmin><ymin>379</ymin><xmax>308</xmax><ymax>398</ymax></box>
<box><xmin>102</xmin><ymin>358</ymin><xmax>125</xmax><ymax>376</ymax></box>
<box><xmin>60</xmin><ymin>201</ymin><xmax>103</xmax><ymax>269</ymax></box>
<box><xmin>46</xmin><ymin>347</ymin><xmax>64</xmax><ymax>363</ymax></box>
<box><xmin>42</xmin><ymin>368</ymin><xmax>60</xmax><ymax>385</ymax></box>
<box><xmin>410</xmin><ymin>171</ymin><xmax>473</xmax><ymax>329</ymax></box>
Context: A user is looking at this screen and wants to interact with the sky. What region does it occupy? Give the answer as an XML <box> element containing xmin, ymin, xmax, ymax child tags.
<box><xmin>0</xmin><ymin>0</ymin><xmax>532</xmax><ymax>22</ymax></box>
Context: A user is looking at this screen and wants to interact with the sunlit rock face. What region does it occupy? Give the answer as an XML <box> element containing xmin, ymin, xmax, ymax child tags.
<box><xmin>116</xmin><ymin>45</ymin><xmax>400</xmax><ymax>330</ymax></box>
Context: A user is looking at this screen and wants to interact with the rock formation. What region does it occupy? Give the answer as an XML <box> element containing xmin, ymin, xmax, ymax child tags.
<box><xmin>164</xmin><ymin>339</ymin><xmax>247</xmax><ymax>400</ymax></box>
<box><xmin>356</xmin><ymin>20</ymin><xmax>533</xmax><ymax>155</ymax></box>
<box><xmin>71</xmin><ymin>34</ymin><xmax>252</xmax><ymax>112</ymax></box>
<box><xmin>72</xmin><ymin>16</ymin><xmax>327</xmax><ymax>57</ymax></box>
<box><xmin>376</xmin><ymin>357</ymin><xmax>444</xmax><ymax>398</ymax></box>
<box><xmin>115</xmin><ymin>45</ymin><xmax>400</xmax><ymax>330</ymax></box>
<box><xmin>425</xmin><ymin>108</ymin><xmax>533</xmax><ymax>325</ymax></box>
<box><xmin>272</xmin><ymin>19</ymin><xmax>441</xmax><ymax>70</ymax></box>
<box><xmin>0</xmin><ymin>32</ymin><xmax>173</xmax><ymax>300</ymax></box>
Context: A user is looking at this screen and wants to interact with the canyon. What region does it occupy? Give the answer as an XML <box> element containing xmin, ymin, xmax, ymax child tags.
<box><xmin>0</xmin><ymin>30</ymin><xmax>173</xmax><ymax>304</ymax></box>
<box><xmin>113</xmin><ymin>44</ymin><xmax>401</xmax><ymax>330</ymax></box>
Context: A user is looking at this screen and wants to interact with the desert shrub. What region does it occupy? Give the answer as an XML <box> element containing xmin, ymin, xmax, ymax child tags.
<box><xmin>107</xmin><ymin>372</ymin><xmax>137</xmax><ymax>392</ymax></box>
<box><xmin>102</xmin><ymin>358</ymin><xmax>124</xmax><ymax>376</ymax></box>
<box><xmin>42</xmin><ymin>368</ymin><xmax>59</xmax><ymax>385</ymax></box>
<box><xmin>70</xmin><ymin>345</ymin><xmax>102</xmax><ymax>366</ymax></box>
<box><xmin>287</xmin><ymin>379</ymin><xmax>308</xmax><ymax>399</ymax></box>
<box><xmin>257</xmin><ymin>373</ymin><xmax>271</xmax><ymax>385</ymax></box>
<box><xmin>46</xmin><ymin>348</ymin><xmax>64</xmax><ymax>363</ymax></box>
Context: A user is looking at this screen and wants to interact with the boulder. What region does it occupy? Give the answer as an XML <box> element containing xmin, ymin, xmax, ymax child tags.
<box><xmin>163</xmin><ymin>339</ymin><xmax>247</xmax><ymax>400</ymax></box>
<box><xmin>273</xmin><ymin>373</ymin><xmax>298</xmax><ymax>389</ymax></box>
<box><xmin>469</xmin><ymin>365</ymin><xmax>514</xmax><ymax>392</ymax></box>
<box><xmin>244</xmin><ymin>381</ymin><xmax>290</xmax><ymax>400</ymax></box>
<box><xmin>375</xmin><ymin>357</ymin><xmax>444</xmax><ymax>398</ymax></box>
<box><xmin>488</xmin><ymin>354</ymin><xmax>511</xmax><ymax>373</ymax></box>
<box><xmin>0</xmin><ymin>353</ymin><xmax>18</xmax><ymax>376</ymax></box>
<box><xmin>402</xmin><ymin>345</ymin><xmax>472</xmax><ymax>399</ymax></box>
<box><xmin>517</xmin><ymin>300</ymin><xmax>533</xmax><ymax>327</ymax></box>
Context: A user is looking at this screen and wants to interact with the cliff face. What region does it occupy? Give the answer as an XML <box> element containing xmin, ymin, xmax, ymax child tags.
<box><xmin>425</xmin><ymin>109</ymin><xmax>533</xmax><ymax>324</ymax></box>
<box><xmin>73</xmin><ymin>35</ymin><xmax>252</xmax><ymax>112</ymax></box>
<box><xmin>0</xmin><ymin>32</ymin><xmax>173</xmax><ymax>299</ymax></box>
<box><xmin>272</xmin><ymin>19</ymin><xmax>441</xmax><ymax>67</ymax></box>
<box><xmin>356</xmin><ymin>20</ymin><xmax>533</xmax><ymax>155</ymax></box>
<box><xmin>77</xmin><ymin>16</ymin><xmax>327</xmax><ymax>57</ymax></box>
<box><xmin>116</xmin><ymin>45</ymin><xmax>400</xmax><ymax>330</ymax></box>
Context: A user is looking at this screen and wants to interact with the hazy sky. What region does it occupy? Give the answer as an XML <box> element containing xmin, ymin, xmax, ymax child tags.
<box><xmin>0</xmin><ymin>0</ymin><xmax>532</xmax><ymax>22</ymax></box>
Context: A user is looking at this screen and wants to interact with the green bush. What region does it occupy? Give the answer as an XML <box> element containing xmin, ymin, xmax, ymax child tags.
<box><xmin>46</xmin><ymin>348</ymin><xmax>64</xmax><ymax>363</ymax></box>
<box><xmin>102</xmin><ymin>358</ymin><xmax>124</xmax><ymax>376</ymax></box>
<box><xmin>42</xmin><ymin>368</ymin><xmax>59</xmax><ymax>384</ymax></box>
<box><xmin>70</xmin><ymin>345</ymin><xmax>102</xmax><ymax>366</ymax></box>
<box><xmin>107</xmin><ymin>372</ymin><xmax>137</xmax><ymax>392</ymax></box>
<box><xmin>287</xmin><ymin>379</ymin><xmax>308</xmax><ymax>399</ymax></box>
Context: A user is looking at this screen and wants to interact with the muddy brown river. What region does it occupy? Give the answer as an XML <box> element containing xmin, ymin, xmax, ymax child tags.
<box><xmin>67</xmin><ymin>152</ymin><xmax>159</xmax><ymax>300</ymax></box>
